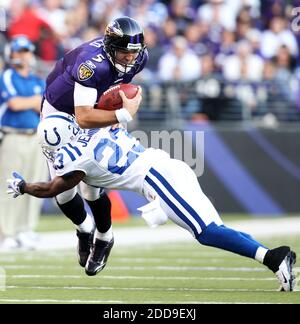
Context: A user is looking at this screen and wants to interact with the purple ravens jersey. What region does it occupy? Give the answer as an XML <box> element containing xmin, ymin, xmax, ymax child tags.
<box><xmin>44</xmin><ymin>38</ymin><xmax>148</xmax><ymax>115</ymax></box>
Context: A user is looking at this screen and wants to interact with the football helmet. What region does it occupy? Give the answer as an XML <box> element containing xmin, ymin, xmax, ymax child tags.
<box><xmin>104</xmin><ymin>16</ymin><xmax>146</xmax><ymax>73</ymax></box>
<box><xmin>37</xmin><ymin>112</ymin><xmax>81</xmax><ymax>161</ymax></box>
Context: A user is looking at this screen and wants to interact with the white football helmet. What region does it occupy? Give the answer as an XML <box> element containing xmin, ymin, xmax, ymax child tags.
<box><xmin>37</xmin><ymin>112</ymin><xmax>81</xmax><ymax>161</ymax></box>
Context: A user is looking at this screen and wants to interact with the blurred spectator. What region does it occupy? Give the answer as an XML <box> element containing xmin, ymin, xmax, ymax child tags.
<box><xmin>198</xmin><ymin>0</ymin><xmax>236</xmax><ymax>31</ymax></box>
<box><xmin>36</xmin><ymin>0</ymin><xmax>67</xmax><ymax>38</ymax></box>
<box><xmin>263</xmin><ymin>60</ymin><xmax>277</xmax><ymax>81</ymax></box>
<box><xmin>158</xmin><ymin>36</ymin><xmax>201</xmax><ymax>82</ymax></box>
<box><xmin>169</xmin><ymin>0</ymin><xmax>195</xmax><ymax>35</ymax></box>
<box><xmin>90</xmin><ymin>0</ymin><xmax>126</xmax><ymax>28</ymax></box>
<box><xmin>272</xmin><ymin>45</ymin><xmax>298</xmax><ymax>102</ymax></box>
<box><xmin>273</xmin><ymin>45</ymin><xmax>297</xmax><ymax>82</ymax></box>
<box><xmin>128</xmin><ymin>0</ymin><xmax>168</xmax><ymax>28</ymax></box>
<box><xmin>235</xmin><ymin>6</ymin><xmax>255</xmax><ymax>40</ymax></box>
<box><xmin>227</xmin><ymin>0</ymin><xmax>261</xmax><ymax>19</ymax></box>
<box><xmin>201</xmin><ymin>53</ymin><xmax>218</xmax><ymax>77</ymax></box>
<box><xmin>222</xmin><ymin>40</ymin><xmax>264</xmax><ymax>82</ymax></box>
<box><xmin>184</xmin><ymin>22</ymin><xmax>209</xmax><ymax>56</ymax></box>
<box><xmin>160</xmin><ymin>17</ymin><xmax>178</xmax><ymax>47</ymax></box>
<box><xmin>142</xmin><ymin>26</ymin><xmax>164</xmax><ymax>78</ymax></box>
<box><xmin>245</xmin><ymin>28</ymin><xmax>262</xmax><ymax>56</ymax></box>
<box><xmin>260</xmin><ymin>16</ymin><xmax>298</xmax><ymax>59</ymax></box>
<box><xmin>215</xmin><ymin>29</ymin><xmax>236</xmax><ymax>68</ymax></box>
<box><xmin>1</xmin><ymin>0</ymin><xmax>298</xmax><ymax>122</ymax></box>
<box><xmin>0</xmin><ymin>36</ymin><xmax>47</xmax><ymax>250</ymax></box>
<box><xmin>194</xmin><ymin>54</ymin><xmax>225</xmax><ymax>120</ymax></box>
<box><xmin>8</xmin><ymin>1</ymin><xmax>60</xmax><ymax>61</ymax></box>
<box><xmin>260</xmin><ymin>0</ymin><xmax>286</xmax><ymax>28</ymax></box>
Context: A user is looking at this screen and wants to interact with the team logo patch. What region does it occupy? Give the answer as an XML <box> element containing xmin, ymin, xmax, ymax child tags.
<box><xmin>77</xmin><ymin>63</ymin><xmax>94</xmax><ymax>81</ymax></box>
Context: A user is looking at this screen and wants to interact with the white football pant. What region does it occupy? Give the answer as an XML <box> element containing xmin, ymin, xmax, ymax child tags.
<box><xmin>142</xmin><ymin>158</ymin><xmax>223</xmax><ymax>237</ymax></box>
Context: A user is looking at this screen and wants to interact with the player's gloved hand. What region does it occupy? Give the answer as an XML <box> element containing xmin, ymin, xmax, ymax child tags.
<box><xmin>6</xmin><ymin>172</ymin><xmax>26</xmax><ymax>198</ymax></box>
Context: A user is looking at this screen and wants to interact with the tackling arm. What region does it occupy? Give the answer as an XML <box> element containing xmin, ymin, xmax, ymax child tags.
<box><xmin>23</xmin><ymin>171</ymin><xmax>85</xmax><ymax>198</ymax></box>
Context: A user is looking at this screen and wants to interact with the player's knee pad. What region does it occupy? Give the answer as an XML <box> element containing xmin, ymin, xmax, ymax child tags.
<box><xmin>55</xmin><ymin>187</ymin><xmax>77</xmax><ymax>205</ymax></box>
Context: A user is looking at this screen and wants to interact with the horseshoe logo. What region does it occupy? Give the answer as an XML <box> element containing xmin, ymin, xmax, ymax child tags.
<box><xmin>44</xmin><ymin>127</ymin><xmax>61</xmax><ymax>146</ymax></box>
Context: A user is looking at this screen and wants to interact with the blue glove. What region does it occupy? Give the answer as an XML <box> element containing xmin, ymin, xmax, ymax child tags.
<box><xmin>7</xmin><ymin>172</ymin><xmax>26</xmax><ymax>198</ymax></box>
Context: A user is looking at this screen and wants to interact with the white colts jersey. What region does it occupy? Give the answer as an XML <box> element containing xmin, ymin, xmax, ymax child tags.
<box><xmin>54</xmin><ymin>127</ymin><xmax>169</xmax><ymax>194</ymax></box>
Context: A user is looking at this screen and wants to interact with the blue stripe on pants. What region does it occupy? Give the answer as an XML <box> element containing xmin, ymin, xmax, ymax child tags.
<box><xmin>145</xmin><ymin>175</ymin><xmax>199</xmax><ymax>236</ymax></box>
<box><xmin>149</xmin><ymin>168</ymin><xmax>206</xmax><ymax>229</ymax></box>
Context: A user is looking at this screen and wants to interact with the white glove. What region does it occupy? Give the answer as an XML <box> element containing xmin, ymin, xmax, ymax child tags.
<box><xmin>138</xmin><ymin>197</ymin><xmax>168</xmax><ymax>228</ymax></box>
<box><xmin>7</xmin><ymin>172</ymin><xmax>26</xmax><ymax>198</ymax></box>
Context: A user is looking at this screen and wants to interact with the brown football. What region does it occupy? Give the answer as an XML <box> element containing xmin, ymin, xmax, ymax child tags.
<box><xmin>96</xmin><ymin>83</ymin><xmax>139</xmax><ymax>111</ymax></box>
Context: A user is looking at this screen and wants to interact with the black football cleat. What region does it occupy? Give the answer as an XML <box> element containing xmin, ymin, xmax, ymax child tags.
<box><xmin>85</xmin><ymin>238</ymin><xmax>114</xmax><ymax>276</ymax></box>
<box><xmin>76</xmin><ymin>230</ymin><xmax>93</xmax><ymax>268</ymax></box>
<box><xmin>263</xmin><ymin>246</ymin><xmax>297</xmax><ymax>292</ymax></box>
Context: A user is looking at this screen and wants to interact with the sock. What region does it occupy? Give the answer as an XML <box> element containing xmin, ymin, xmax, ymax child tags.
<box><xmin>239</xmin><ymin>231</ymin><xmax>268</xmax><ymax>249</ymax></box>
<box><xmin>255</xmin><ymin>246</ymin><xmax>269</xmax><ymax>263</ymax></box>
<box><xmin>56</xmin><ymin>193</ymin><xmax>86</xmax><ymax>225</ymax></box>
<box><xmin>76</xmin><ymin>214</ymin><xmax>94</xmax><ymax>233</ymax></box>
<box><xmin>197</xmin><ymin>222</ymin><xmax>264</xmax><ymax>259</ymax></box>
<box><xmin>85</xmin><ymin>192</ymin><xmax>112</xmax><ymax>233</ymax></box>
<box><xmin>94</xmin><ymin>227</ymin><xmax>113</xmax><ymax>242</ymax></box>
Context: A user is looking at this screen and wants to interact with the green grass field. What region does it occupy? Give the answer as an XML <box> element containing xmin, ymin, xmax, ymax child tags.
<box><xmin>0</xmin><ymin>216</ymin><xmax>300</xmax><ymax>304</ymax></box>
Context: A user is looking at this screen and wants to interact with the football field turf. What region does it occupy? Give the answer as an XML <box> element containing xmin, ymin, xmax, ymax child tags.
<box><xmin>0</xmin><ymin>217</ymin><xmax>300</xmax><ymax>304</ymax></box>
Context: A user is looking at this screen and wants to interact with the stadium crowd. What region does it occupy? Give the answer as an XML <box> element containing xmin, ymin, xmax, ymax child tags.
<box><xmin>0</xmin><ymin>0</ymin><xmax>300</xmax><ymax>120</ymax></box>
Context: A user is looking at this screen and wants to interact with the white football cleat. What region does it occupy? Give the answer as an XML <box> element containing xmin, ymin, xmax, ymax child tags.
<box><xmin>277</xmin><ymin>251</ymin><xmax>297</xmax><ymax>292</ymax></box>
<box><xmin>0</xmin><ymin>237</ymin><xmax>19</xmax><ymax>251</ymax></box>
<box><xmin>263</xmin><ymin>246</ymin><xmax>296</xmax><ymax>292</ymax></box>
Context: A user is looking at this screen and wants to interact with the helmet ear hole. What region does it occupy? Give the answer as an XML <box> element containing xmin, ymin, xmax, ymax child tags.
<box><xmin>37</xmin><ymin>112</ymin><xmax>80</xmax><ymax>159</ymax></box>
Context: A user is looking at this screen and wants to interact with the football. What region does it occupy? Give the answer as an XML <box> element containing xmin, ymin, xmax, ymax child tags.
<box><xmin>97</xmin><ymin>83</ymin><xmax>139</xmax><ymax>111</ymax></box>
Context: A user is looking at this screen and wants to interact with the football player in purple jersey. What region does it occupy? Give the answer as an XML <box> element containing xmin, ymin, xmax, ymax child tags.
<box><xmin>40</xmin><ymin>17</ymin><xmax>148</xmax><ymax>269</ymax></box>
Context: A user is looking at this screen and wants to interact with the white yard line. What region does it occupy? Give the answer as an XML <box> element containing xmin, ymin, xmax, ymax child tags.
<box><xmin>5</xmin><ymin>285</ymin><xmax>279</xmax><ymax>292</ymax></box>
<box><xmin>9</xmin><ymin>274</ymin><xmax>277</xmax><ymax>281</ymax></box>
<box><xmin>1</xmin><ymin>217</ymin><xmax>299</xmax><ymax>252</ymax></box>
<box><xmin>0</xmin><ymin>299</ymin><xmax>287</xmax><ymax>304</ymax></box>
<box><xmin>27</xmin><ymin>217</ymin><xmax>300</xmax><ymax>251</ymax></box>
<box><xmin>0</xmin><ymin>299</ymin><xmax>123</xmax><ymax>303</ymax></box>
<box><xmin>2</xmin><ymin>265</ymin><xmax>266</xmax><ymax>271</ymax></box>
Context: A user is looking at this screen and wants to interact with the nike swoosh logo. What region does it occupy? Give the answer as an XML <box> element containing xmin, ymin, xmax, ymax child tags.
<box><xmin>282</xmin><ymin>273</ymin><xmax>288</xmax><ymax>284</ymax></box>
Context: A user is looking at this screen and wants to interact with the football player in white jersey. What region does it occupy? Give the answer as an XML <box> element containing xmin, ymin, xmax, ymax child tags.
<box><xmin>7</xmin><ymin>113</ymin><xmax>296</xmax><ymax>291</ymax></box>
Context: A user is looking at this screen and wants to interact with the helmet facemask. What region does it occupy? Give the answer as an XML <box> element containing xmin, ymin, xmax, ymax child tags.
<box><xmin>107</xmin><ymin>46</ymin><xmax>144</xmax><ymax>73</ymax></box>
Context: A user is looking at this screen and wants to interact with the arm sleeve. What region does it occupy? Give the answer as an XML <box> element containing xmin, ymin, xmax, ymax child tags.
<box><xmin>54</xmin><ymin>150</ymin><xmax>88</xmax><ymax>177</ymax></box>
<box><xmin>74</xmin><ymin>82</ymin><xmax>97</xmax><ymax>107</ymax></box>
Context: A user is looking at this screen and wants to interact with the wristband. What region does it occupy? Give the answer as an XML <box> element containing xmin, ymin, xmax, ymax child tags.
<box><xmin>19</xmin><ymin>180</ymin><xmax>26</xmax><ymax>195</ymax></box>
<box><xmin>115</xmin><ymin>108</ymin><xmax>133</xmax><ymax>123</ymax></box>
